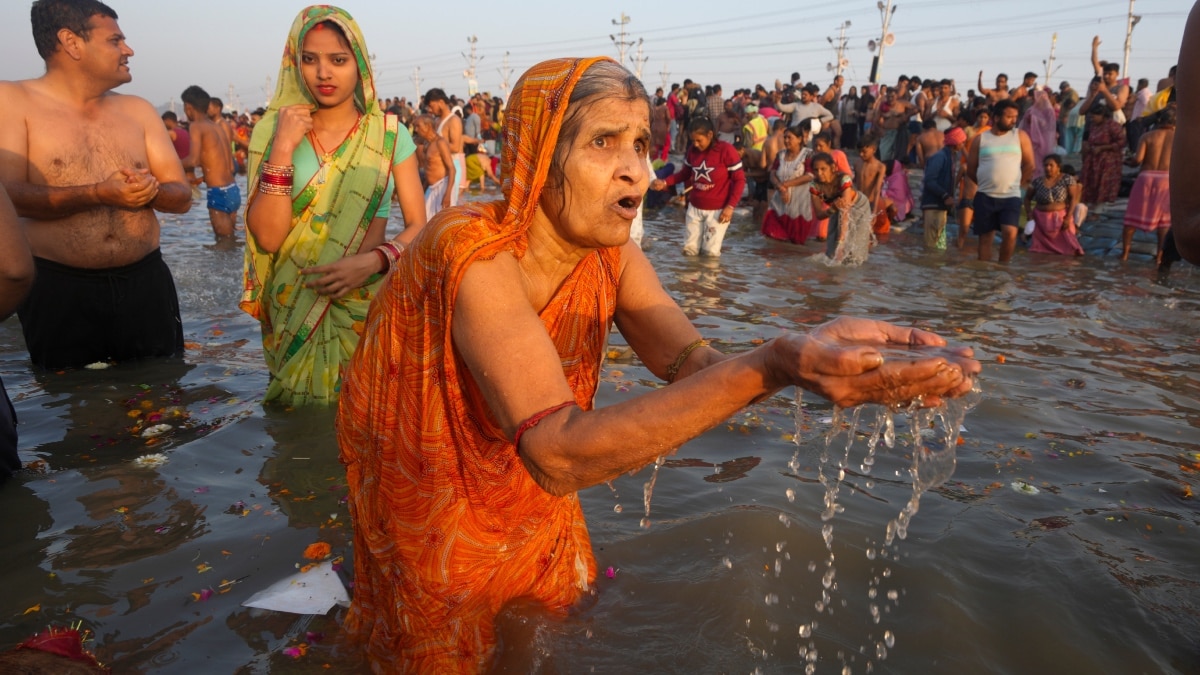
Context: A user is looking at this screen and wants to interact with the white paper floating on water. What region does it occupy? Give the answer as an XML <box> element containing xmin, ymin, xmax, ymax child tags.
<box><xmin>242</xmin><ymin>561</ymin><xmax>349</xmax><ymax>615</ymax></box>
<box><xmin>1011</xmin><ymin>481</ymin><xmax>1040</xmax><ymax>495</ymax></box>
<box><xmin>84</xmin><ymin>362</ymin><xmax>111</xmax><ymax>370</ymax></box>
<box><xmin>141</xmin><ymin>424</ymin><xmax>172</xmax><ymax>438</ymax></box>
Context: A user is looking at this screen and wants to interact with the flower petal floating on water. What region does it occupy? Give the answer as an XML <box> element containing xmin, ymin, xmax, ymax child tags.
<box><xmin>133</xmin><ymin>453</ymin><xmax>169</xmax><ymax>468</ymax></box>
<box><xmin>22</xmin><ymin>603</ymin><xmax>40</xmax><ymax>615</ymax></box>
<box><xmin>303</xmin><ymin>542</ymin><xmax>332</xmax><ymax>561</ymax></box>
<box><xmin>1011</xmin><ymin>481</ymin><xmax>1040</xmax><ymax>495</ymax></box>
<box><xmin>282</xmin><ymin>644</ymin><xmax>308</xmax><ymax>659</ymax></box>
<box><xmin>141</xmin><ymin>424</ymin><xmax>172</xmax><ymax>439</ymax></box>
<box><xmin>605</xmin><ymin>566</ymin><xmax>616</xmax><ymax>579</ymax></box>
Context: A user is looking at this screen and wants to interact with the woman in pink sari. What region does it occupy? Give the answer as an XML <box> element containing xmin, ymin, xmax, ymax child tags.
<box><xmin>1024</xmin><ymin>154</ymin><xmax>1083</xmax><ymax>255</ymax></box>
<box><xmin>1020</xmin><ymin>88</ymin><xmax>1058</xmax><ymax>179</ymax></box>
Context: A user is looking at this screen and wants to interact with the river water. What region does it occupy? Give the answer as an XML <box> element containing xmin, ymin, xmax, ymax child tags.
<box><xmin>1</xmin><ymin>178</ymin><xmax>1198</xmax><ymax>673</ymax></box>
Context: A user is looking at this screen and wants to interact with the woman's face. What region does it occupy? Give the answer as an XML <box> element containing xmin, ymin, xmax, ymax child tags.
<box><xmin>301</xmin><ymin>25</ymin><xmax>359</xmax><ymax>109</ymax></box>
<box><xmin>813</xmin><ymin>160</ymin><xmax>835</xmax><ymax>184</ymax></box>
<box><xmin>783</xmin><ymin>130</ymin><xmax>801</xmax><ymax>152</ymax></box>
<box><xmin>849</xmin><ymin>86</ymin><xmax>858</xmax><ymax>96</ymax></box>
<box><xmin>691</xmin><ymin>131</ymin><xmax>713</xmax><ymax>152</ymax></box>
<box><xmin>1043</xmin><ymin>160</ymin><xmax>1060</xmax><ymax>179</ymax></box>
<box><xmin>539</xmin><ymin>97</ymin><xmax>651</xmax><ymax>250</ymax></box>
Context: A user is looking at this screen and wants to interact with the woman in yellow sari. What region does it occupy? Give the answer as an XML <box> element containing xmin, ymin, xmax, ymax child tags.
<box><xmin>337</xmin><ymin>57</ymin><xmax>980</xmax><ymax>672</ymax></box>
<box><xmin>242</xmin><ymin>6</ymin><xmax>426</xmax><ymax>405</ymax></box>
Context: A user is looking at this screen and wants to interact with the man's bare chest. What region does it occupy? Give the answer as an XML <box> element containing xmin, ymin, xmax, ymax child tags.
<box><xmin>27</xmin><ymin>113</ymin><xmax>146</xmax><ymax>186</ymax></box>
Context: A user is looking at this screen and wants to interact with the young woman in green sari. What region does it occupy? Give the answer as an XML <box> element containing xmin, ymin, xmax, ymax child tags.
<box><xmin>242</xmin><ymin>6</ymin><xmax>426</xmax><ymax>404</ymax></box>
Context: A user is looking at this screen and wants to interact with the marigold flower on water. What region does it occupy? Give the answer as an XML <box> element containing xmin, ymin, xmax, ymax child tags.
<box><xmin>303</xmin><ymin>542</ymin><xmax>331</xmax><ymax>560</ymax></box>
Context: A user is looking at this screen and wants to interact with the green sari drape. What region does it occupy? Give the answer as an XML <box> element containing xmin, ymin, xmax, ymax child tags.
<box><xmin>240</xmin><ymin>5</ymin><xmax>396</xmax><ymax>405</ymax></box>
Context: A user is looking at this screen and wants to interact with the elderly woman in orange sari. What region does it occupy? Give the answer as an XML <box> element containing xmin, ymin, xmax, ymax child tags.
<box><xmin>336</xmin><ymin>57</ymin><xmax>980</xmax><ymax>673</ymax></box>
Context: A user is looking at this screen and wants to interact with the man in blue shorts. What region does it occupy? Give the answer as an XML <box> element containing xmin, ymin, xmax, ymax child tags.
<box><xmin>966</xmin><ymin>99</ymin><xmax>1034</xmax><ymax>262</ymax></box>
<box><xmin>182</xmin><ymin>85</ymin><xmax>239</xmax><ymax>240</ymax></box>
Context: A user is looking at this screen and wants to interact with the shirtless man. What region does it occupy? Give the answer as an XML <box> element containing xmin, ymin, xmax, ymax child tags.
<box><xmin>0</xmin><ymin>0</ymin><xmax>190</xmax><ymax>369</ymax></box>
<box><xmin>977</xmin><ymin>72</ymin><xmax>1011</xmax><ymax>104</ymax></box>
<box><xmin>874</xmin><ymin>89</ymin><xmax>914</xmax><ymax>165</ymax></box>
<box><xmin>207</xmin><ymin>96</ymin><xmax>236</xmax><ymax>158</ymax></box>
<box><xmin>716</xmin><ymin>100</ymin><xmax>741</xmax><ymax>145</ymax></box>
<box><xmin>424</xmin><ymin>88</ymin><xmax>463</xmax><ymax>206</ymax></box>
<box><xmin>1122</xmin><ymin>108</ymin><xmax>1175</xmax><ymax>262</ymax></box>
<box><xmin>856</xmin><ymin>140</ymin><xmax>893</xmax><ymax>241</ymax></box>
<box><xmin>915</xmin><ymin>119</ymin><xmax>945</xmax><ymax>169</ymax></box>
<box><xmin>821</xmin><ymin>75</ymin><xmax>845</xmax><ymax>148</ymax></box>
<box><xmin>412</xmin><ymin>115</ymin><xmax>454</xmax><ymax>220</ymax></box>
<box><xmin>181</xmin><ymin>85</ymin><xmax>238</xmax><ymax>240</ymax></box>
<box><xmin>1171</xmin><ymin>1</ymin><xmax>1200</xmax><ymax>264</ymax></box>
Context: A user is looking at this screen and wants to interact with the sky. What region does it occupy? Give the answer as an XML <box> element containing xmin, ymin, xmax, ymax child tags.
<box><xmin>0</xmin><ymin>0</ymin><xmax>1187</xmax><ymax>111</ymax></box>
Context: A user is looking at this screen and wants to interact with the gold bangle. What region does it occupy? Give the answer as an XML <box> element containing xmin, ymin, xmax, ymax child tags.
<box><xmin>665</xmin><ymin>338</ymin><xmax>709</xmax><ymax>384</ymax></box>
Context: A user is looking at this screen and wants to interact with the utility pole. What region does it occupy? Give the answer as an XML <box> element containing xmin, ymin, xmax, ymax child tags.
<box><xmin>411</xmin><ymin>66</ymin><xmax>421</xmax><ymax>102</ymax></box>
<box><xmin>462</xmin><ymin>35</ymin><xmax>481</xmax><ymax>96</ymax></box>
<box><xmin>1043</xmin><ymin>33</ymin><xmax>1058</xmax><ymax>84</ymax></box>
<box><xmin>827</xmin><ymin>20</ymin><xmax>851</xmax><ymax>77</ymax></box>
<box><xmin>226</xmin><ymin>83</ymin><xmax>235</xmax><ymax>112</ymax></box>
<box><xmin>659</xmin><ymin>63</ymin><xmax>670</xmax><ymax>93</ymax></box>
<box><xmin>497</xmin><ymin>51</ymin><xmax>514</xmax><ymax>101</ymax></box>
<box><xmin>633</xmin><ymin>38</ymin><xmax>649</xmax><ymax>81</ymax></box>
<box><xmin>261</xmin><ymin>76</ymin><xmax>272</xmax><ymax>107</ymax></box>
<box><xmin>1123</xmin><ymin>0</ymin><xmax>1141</xmax><ymax>78</ymax></box>
<box><xmin>870</xmin><ymin>0</ymin><xmax>897</xmax><ymax>85</ymax></box>
<box><xmin>610</xmin><ymin>13</ymin><xmax>633</xmax><ymax>66</ymax></box>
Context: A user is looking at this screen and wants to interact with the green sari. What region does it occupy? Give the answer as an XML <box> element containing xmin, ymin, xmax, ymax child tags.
<box><xmin>240</xmin><ymin>6</ymin><xmax>397</xmax><ymax>405</ymax></box>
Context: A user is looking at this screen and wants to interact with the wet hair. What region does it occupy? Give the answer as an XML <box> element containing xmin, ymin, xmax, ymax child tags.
<box><xmin>813</xmin><ymin>131</ymin><xmax>832</xmax><ymax>147</ymax></box>
<box><xmin>996</xmin><ymin>72</ymin><xmax>1009</xmax><ymax>81</ymax></box>
<box><xmin>1024</xmin><ymin>72</ymin><xmax>1037</xmax><ymax>81</ymax></box>
<box><xmin>1157</xmin><ymin>107</ymin><xmax>1176</xmax><ymax>126</ymax></box>
<box><xmin>1103</xmin><ymin>62</ymin><xmax>1120</xmax><ymax>75</ymax></box>
<box><xmin>31</xmin><ymin>0</ymin><xmax>118</xmax><ymax>59</ymax></box>
<box><xmin>860</xmin><ymin>138</ymin><xmax>878</xmax><ymax>151</ymax></box>
<box><xmin>545</xmin><ymin>60</ymin><xmax>648</xmax><ymax>199</ymax></box>
<box><xmin>688</xmin><ymin>116</ymin><xmax>715</xmax><ymax>136</ymax></box>
<box><xmin>810</xmin><ymin>152</ymin><xmax>835</xmax><ymax>168</ymax></box>
<box><xmin>1043</xmin><ymin>153</ymin><xmax>1063</xmax><ymax>169</ymax></box>
<box><xmin>161</xmin><ymin>111</ymin><xmax>178</xmax><ymax>123</ymax></box>
<box><xmin>922</xmin><ymin>118</ymin><xmax>937</xmax><ymax>130</ymax></box>
<box><xmin>180</xmin><ymin>85</ymin><xmax>212</xmax><ymax>112</ymax></box>
<box><xmin>771</xmin><ymin>119</ymin><xmax>787</xmax><ymax>132</ymax></box>
<box><xmin>209</xmin><ymin>97</ymin><xmax>223</xmax><ymax>111</ymax></box>
<box><xmin>992</xmin><ymin>99</ymin><xmax>1019</xmax><ymax>118</ymax></box>
<box><xmin>424</xmin><ymin>88</ymin><xmax>450</xmax><ymax>105</ymax></box>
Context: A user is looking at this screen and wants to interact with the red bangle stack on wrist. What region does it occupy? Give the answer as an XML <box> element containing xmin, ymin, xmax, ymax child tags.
<box><xmin>258</xmin><ymin>163</ymin><xmax>294</xmax><ymax>196</ymax></box>
<box><xmin>374</xmin><ymin>241</ymin><xmax>404</xmax><ymax>273</ymax></box>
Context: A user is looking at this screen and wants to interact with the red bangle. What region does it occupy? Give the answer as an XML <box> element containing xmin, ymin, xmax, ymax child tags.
<box><xmin>374</xmin><ymin>248</ymin><xmax>388</xmax><ymax>274</ymax></box>
<box><xmin>512</xmin><ymin>401</ymin><xmax>577</xmax><ymax>449</ymax></box>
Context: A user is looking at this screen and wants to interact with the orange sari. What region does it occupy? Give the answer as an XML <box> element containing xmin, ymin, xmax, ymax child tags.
<box><xmin>336</xmin><ymin>57</ymin><xmax>615</xmax><ymax>673</ymax></box>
